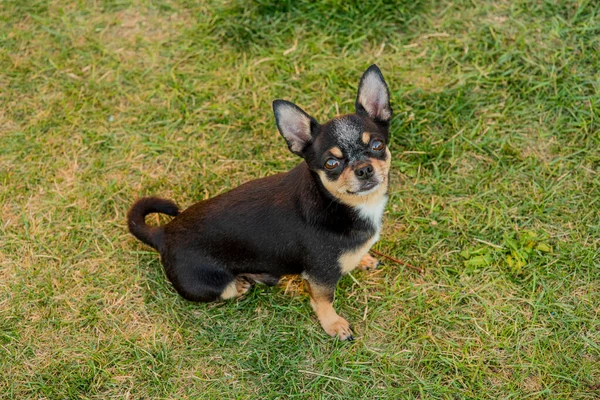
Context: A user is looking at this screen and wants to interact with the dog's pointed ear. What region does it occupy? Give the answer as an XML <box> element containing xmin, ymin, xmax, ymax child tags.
<box><xmin>273</xmin><ymin>100</ymin><xmax>319</xmax><ymax>156</ymax></box>
<box><xmin>355</xmin><ymin>64</ymin><xmax>392</xmax><ymax>126</ymax></box>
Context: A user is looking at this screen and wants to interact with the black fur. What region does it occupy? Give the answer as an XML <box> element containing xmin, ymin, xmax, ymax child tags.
<box><xmin>127</xmin><ymin>64</ymin><xmax>392</xmax><ymax>335</ymax></box>
<box><xmin>129</xmin><ymin>164</ymin><xmax>376</xmax><ymax>301</ymax></box>
<box><xmin>127</xmin><ymin>197</ymin><xmax>179</xmax><ymax>250</ymax></box>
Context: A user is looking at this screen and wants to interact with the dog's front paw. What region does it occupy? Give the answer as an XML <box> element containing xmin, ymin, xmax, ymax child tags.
<box><xmin>358</xmin><ymin>253</ymin><xmax>379</xmax><ymax>271</ymax></box>
<box><xmin>323</xmin><ymin>316</ymin><xmax>354</xmax><ymax>341</ymax></box>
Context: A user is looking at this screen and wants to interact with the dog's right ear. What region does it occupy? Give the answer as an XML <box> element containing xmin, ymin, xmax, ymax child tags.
<box><xmin>273</xmin><ymin>100</ymin><xmax>319</xmax><ymax>157</ymax></box>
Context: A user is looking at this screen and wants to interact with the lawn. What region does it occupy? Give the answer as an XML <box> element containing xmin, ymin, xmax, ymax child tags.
<box><xmin>1</xmin><ymin>0</ymin><xmax>599</xmax><ymax>398</ymax></box>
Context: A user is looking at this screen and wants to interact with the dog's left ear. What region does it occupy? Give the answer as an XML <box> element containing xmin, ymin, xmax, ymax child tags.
<box><xmin>355</xmin><ymin>64</ymin><xmax>392</xmax><ymax>128</ymax></box>
<box><xmin>273</xmin><ymin>100</ymin><xmax>319</xmax><ymax>157</ymax></box>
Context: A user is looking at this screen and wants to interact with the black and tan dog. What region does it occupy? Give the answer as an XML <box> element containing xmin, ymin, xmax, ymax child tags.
<box><xmin>127</xmin><ymin>65</ymin><xmax>392</xmax><ymax>340</ymax></box>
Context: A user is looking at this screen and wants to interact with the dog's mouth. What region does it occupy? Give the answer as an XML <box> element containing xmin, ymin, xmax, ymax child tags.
<box><xmin>346</xmin><ymin>180</ymin><xmax>380</xmax><ymax>195</ymax></box>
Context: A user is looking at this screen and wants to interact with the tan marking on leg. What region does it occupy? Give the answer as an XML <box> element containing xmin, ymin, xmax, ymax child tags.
<box><xmin>329</xmin><ymin>146</ymin><xmax>343</xmax><ymax>158</ymax></box>
<box><xmin>220</xmin><ymin>281</ymin><xmax>238</xmax><ymax>300</ymax></box>
<box><xmin>339</xmin><ymin>238</ymin><xmax>377</xmax><ymax>274</ymax></box>
<box><xmin>362</xmin><ymin>131</ymin><xmax>371</xmax><ymax>144</ymax></box>
<box><xmin>220</xmin><ymin>277</ymin><xmax>252</xmax><ymax>300</ymax></box>
<box><xmin>304</xmin><ymin>280</ymin><xmax>353</xmax><ymax>340</ymax></box>
<box><xmin>358</xmin><ymin>253</ymin><xmax>379</xmax><ymax>271</ymax></box>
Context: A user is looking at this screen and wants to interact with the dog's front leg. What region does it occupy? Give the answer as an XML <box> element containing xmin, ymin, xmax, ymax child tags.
<box><xmin>304</xmin><ymin>279</ymin><xmax>353</xmax><ymax>341</ymax></box>
<box><xmin>358</xmin><ymin>253</ymin><xmax>379</xmax><ymax>271</ymax></box>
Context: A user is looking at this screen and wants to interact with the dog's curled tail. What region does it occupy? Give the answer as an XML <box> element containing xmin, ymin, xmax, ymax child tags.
<box><xmin>127</xmin><ymin>197</ymin><xmax>180</xmax><ymax>250</ymax></box>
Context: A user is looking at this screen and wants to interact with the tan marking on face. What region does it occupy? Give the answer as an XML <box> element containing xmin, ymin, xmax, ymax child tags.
<box><xmin>317</xmin><ymin>147</ymin><xmax>392</xmax><ymax>208</ymax></box>
<box><xmin>329</xmin><ymin>146</ymin><xmax>343</xmax><ymax>158</ymax></box>
<box><xmin>220</xmin><ymin>277</ymin><xmax>251</xmax><ymax>300</ymax></box>
<box><xmin>362</xmin><ymin>132</ymin><xmax>371</xmax><ymax>144</ymax></box>
<box><xmin>304</xmin><ymin>280</ymin><xmax>353</xmax><ymax>340</ymax></box>
<box><xmin>339</xmin><ymin>237</ymin><xmax>378</xmax><ymax>274</ymax></box>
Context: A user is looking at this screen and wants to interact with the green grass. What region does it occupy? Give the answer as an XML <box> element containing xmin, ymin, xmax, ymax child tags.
<box><xmin>1</xmin><ymin>0</ymin><xmax>599</xmax><ymax>398</ymax></box>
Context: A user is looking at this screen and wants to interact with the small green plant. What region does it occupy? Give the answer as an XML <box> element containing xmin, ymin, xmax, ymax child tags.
<box><xmin>503</xmin><ymin>230</ymin><xmax>552</xmax><ymax>276</ymax></box>
<box><xmin>459</xmin><ymin>246</ymin><xmax>493</xmax><ymax>270</ymax></box>
<box><xmin>461</xmin><ymin>230</ymin><xmax>552</xmax><ymax>276</ymax></box>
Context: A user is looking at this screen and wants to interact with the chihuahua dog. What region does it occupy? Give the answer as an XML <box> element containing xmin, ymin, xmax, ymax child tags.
<box><xmin>127</xmin><ymin>65</ymin><xmax>392</xmax><ymax>340</ymax></box>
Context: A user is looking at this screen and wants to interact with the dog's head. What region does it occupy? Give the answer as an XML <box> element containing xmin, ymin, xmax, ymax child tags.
<box><xmin>273</xmin><ymin>65</ymin><xmax>392</xmax><ymax>206</ymax></box>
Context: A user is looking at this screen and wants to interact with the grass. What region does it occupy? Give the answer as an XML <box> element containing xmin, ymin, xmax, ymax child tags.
<box><xmin>1</xmin><ymin>0</ymin><xmax>599</xmax><ymax>398</ymax></box>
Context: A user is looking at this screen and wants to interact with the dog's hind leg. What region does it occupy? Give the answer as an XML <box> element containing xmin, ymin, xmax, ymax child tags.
<box><xmin>239</xmin><ymin>273</ymin><xmax>280</xmax><ymax>287</ymax></box>
<box><xmin>220</xmin><ymin>276</ymin><xmax>254</xmax><ymax>300</ymax></box>
<box><xmin>165</xmin><ymin>258</ymin><xmax>250</xmax><ymax>302</ymax></box>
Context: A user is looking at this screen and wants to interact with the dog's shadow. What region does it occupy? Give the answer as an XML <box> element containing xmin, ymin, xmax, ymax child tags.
<box><xmin>139</xmin><ymin>259</ymin><xmax>369</xmax><ymax>344</ymax></box>
<box><xmin>139</xmin><ymin>259</ymin><xmax>310</xmax><ymax>335</ymax></box>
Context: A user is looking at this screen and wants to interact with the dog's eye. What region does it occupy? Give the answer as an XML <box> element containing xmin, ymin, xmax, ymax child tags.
<box><xmin>371</xmin><ymin>140</ymin><xmax>385</xmax><ymax>151</ymax></box>
<box><xmin>324</xmin><ymin>158</ymin><xmax>340</xmax><ymax>170</ymax></box>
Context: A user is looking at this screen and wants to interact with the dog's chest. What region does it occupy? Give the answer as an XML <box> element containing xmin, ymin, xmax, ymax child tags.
<box><xmin>355</xmin><ymin>195</ymin><xmax>387</xmax><ymax>232</ymax></box>
<box><xmin>338</xmin><ymin>195</ymin><xmax>387</xmax><ymax>275</ymax></box>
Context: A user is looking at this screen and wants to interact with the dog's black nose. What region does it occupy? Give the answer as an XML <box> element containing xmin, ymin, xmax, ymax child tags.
<box><xmin>355</xmin><ymin>164</ymin><xmax>374</xmax><ymax>180</ymax></box>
